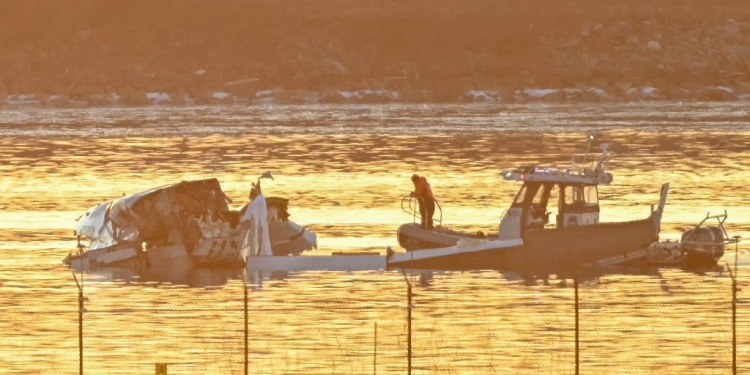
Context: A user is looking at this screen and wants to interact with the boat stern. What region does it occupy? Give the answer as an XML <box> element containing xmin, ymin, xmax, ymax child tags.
<box><xmin>650</xmin><ymin>182</ymin><xmax>670</xmax><ymax>236</ymax></box>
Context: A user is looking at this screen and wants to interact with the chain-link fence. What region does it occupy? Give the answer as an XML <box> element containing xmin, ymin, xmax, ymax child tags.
<box><xmin>4</xmin><ymin>264</ymin><xmax>750</xmax><ymax>375</ymax></box>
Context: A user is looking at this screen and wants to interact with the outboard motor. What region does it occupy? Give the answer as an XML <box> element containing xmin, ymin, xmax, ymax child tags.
<box><xmin>680</xmin><ymin>226</ymin><xmax>725</xmax><ymax>267</ymax></box>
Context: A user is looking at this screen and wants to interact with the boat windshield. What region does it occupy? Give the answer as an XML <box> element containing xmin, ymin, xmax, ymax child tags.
<box><xmin>563</xmin><ymin>185</ymin><xmax>598</xmax><ymax>206</ymax></box>
<box><xmin>531</xmin><ymin>186</ymin><xmax>545</xmax><ymax>204</ymax></box>
<box><xmin>584</xmin><ymin>185</ymin><xmax>598</xmax><ymax>204</ymax></box>
<box><xmin>513</xmin><ymin>186</ymin><xmax>527</xmax><ymax>205</ymax></box>
<box><xmin>564</xmin><ymin>186</ymin><xmax>581</xmax><ymax>205</ymax></box>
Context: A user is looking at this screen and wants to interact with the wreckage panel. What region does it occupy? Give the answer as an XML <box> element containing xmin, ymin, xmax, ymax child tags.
<box><xmin>71</xmin><ymin>178</ymin><xmax>313</xmax><ymax>269</ymax></box>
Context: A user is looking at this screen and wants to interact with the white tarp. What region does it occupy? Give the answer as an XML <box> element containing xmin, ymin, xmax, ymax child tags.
<box><xmin>240</xmin><ymin>194</ymin><xmax>273</xmax><ymax>258</ymax></box>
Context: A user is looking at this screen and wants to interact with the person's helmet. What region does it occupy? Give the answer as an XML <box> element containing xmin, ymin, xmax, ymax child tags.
<box><xmin>411</xmin><ymin>174</ymin><xmax>419</xmax><ymax>183</ymax></box>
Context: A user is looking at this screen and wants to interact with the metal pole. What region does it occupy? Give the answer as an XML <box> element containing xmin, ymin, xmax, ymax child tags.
<box><xmin>401</xmin><ymin>270</ymin><xmax>412</xmax><ymax>375</ymax></box>
<box><xmin>374</xmin><ymin>322</ymin><xmax>377</xmax><ymax>375</ymax></box>
<box><xmin>243</xmin><ymin>276</ymin><xmax>249</xmax><ymax>375</ymax></box>
<box><xmin>581</xmin><ymin>135</ymin><xmax>594</xmax><ymax>167</ymax></box>
<box><xmin>80</xmin><ymin>287</ymin><xmax>83</xmax><ymax>375</ymax></box>
<box><xmin>407</xmin><ymin>280</ymin><xmax>412</xmax><ymax>375</ymax></box>
<box><xmin>733</xmin><ymin>240</ymin><xmax>738</xmax><ymax>375</ymax></box>
<box><xmin>75</xmin><ymin>236</ymin><xmax>85</xmax><ymax>375</ymax></box>
<box><xmin>574</xmin><ymin>276</ymin><xmax>579</xmax><ymax>375</ymax></box>
<box><xmin>72</xmin><ymin>272</ymin><xmax>83</xmax><ymax>375</ymax></box>
<box><xmin>733</xmin><ymin>273</ymin><xmax>737</xmax><ymax>375</ymax></box>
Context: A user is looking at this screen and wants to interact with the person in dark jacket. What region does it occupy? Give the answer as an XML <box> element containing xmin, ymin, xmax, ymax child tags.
<box><xmin>410</xmin><ymin>174</ymin><xmax>435</xmax><ymax>230</ymax></box>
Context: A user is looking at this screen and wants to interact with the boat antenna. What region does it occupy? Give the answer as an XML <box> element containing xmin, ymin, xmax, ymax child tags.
<box><xmin>581</xmin><ymin>134</ymin><xmax>594</xmax><ymax>167</ymax></box>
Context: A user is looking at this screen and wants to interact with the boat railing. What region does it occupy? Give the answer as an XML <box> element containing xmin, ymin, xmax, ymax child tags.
<box><xmin>676</xmin><ymin>210</ymin><xmax>740</xmax><ymax>250</ymax></box>
<box><xmin>401</xmin><ymin>195</ymin><xmax>443</xmax><ymax>227</ymax></box>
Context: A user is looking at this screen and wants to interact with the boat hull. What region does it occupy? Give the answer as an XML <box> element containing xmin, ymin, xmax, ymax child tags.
<box><xmin>397</xmin><ymin>223</ymin><xmax>496</xmax><ymax>250</ymax></box>
<box><xmin>389</xmin><ymin>214</ymin><xmax>660</xmax><ymax>275</ymax></box>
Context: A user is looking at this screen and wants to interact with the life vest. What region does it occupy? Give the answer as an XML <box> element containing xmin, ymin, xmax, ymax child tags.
<box><xmin>414</xmin><ymin>177</ymin><xmax>434</xmax><ymax>198</ymax></box>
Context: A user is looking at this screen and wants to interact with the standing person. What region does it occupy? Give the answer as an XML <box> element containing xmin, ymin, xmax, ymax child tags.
<box><xmin>410</xmin><ymin>174</ymin><xmax>435</xmax><ymax>230</ymax></box>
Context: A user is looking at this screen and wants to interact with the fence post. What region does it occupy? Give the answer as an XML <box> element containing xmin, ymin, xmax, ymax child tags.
<box><xmin>155</xmin><ymin>363</ymin><xmax>167</xmax><ymax>374</ymax></box>
<box><xmin>407</xmin><ymin>277</ymin><xmax>412</xmax><ymax>375</ymax></box>
<box><xmin>72</xmin><ymin>272</ymin><xmax>84</xmax><ymax>375</ymax></box>
<box><xmin>733</xmin><ymin>269</ymin><xmax>737</xmax><ymax>375</ymax></box>
<box><xmin>574</xmin><ymin>276</ymin><xmax>579</xmax><ymax>375</ymax></box>
<box><xmin>731</xmin><ymin>239</ymin><xmax>739</xmax><ymax>375</ymax></box>
<box><xmin>401</xmin><ymin>270</ymin><xmax>413</xmax><ymax>375</ymax></box>
<box><xmin>242</xmin><ymin>274</ymin><xmax>249</xmax><ymax>375</ymax></box>
<box><xmin>373</xmin><ymin>322</ymin><xmax>377</xmax><ymax>375</ymax></box>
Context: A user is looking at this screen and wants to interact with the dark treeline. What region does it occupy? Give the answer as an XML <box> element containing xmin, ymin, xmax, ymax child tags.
<box><xmin>1</xmin><ymin>0</ymin><xmax>749</xmax><ymax>103</ymax></box>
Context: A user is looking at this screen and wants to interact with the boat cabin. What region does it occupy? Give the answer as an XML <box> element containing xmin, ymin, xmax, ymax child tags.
<box><xmin>497</xmin><ymin>146</ymin><xmax>612</xmax><ymax>240</ymax></box>
<box><xmin>497</xmin><ymin>181</ymin><xmax>601</xmax><ymax>239</ymax></box>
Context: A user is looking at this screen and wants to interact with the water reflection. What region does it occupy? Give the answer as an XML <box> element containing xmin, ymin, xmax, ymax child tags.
<box><xmin>67</xmin><ymin>257</ymin><xmax>734</xmax><ymax>292</ymax></box>
<box><xmin>78</xmin><ymin>265</ymin><xmax>245</xmax><ymax>288</ymax></box>
<box><xmin>2</xmin><ymin>103</ymin><xmax>750</xmax><ymax>374</ymax></box>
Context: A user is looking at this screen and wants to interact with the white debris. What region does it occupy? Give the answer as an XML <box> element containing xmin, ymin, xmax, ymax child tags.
<box><xmin>146</xmin><ymin>92</ymin><xmax>171</xmax><ymax>103</ymax></box>
<box><xmin>338</xmin><ymin>91</ymin><xmax>361</xmax><ymax>99</ymax></box>
<box><xmin>642</xmin><ymin>87</ymin><xmax>658</xmax><ymax>96</ymax></box>
<box><xmin>523</xmin><ymin>89</ymin><xmax>559</xmax><ymax>98</ymax></box>
<box><xmin>5</xmin><ymin>94</ymin><xmax>41</xmax><ymax>106</ymax></box>
<box><xmin>336</xmin><ymin>90</ymin><xmax>400</xmax><ymax>100</ymax></box>
<box><xmin>465</xmin><ymin>90</ymin><xmax>496</xmax><ymax>101</ymax></box>
<box><xmin>587</xmin><ymin>88</ymin><xmax>608</xmax><ymax>96</ymax></box>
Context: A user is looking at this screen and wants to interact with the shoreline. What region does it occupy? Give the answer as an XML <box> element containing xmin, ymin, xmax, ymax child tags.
<box><xmin>3</xmin><ymin>85</ymin><xmax>749</xmax><ymax>109</ymax></box>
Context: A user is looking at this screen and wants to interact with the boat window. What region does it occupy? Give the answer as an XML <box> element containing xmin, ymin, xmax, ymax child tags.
<box><xmin>513</xmin><ymin>186</ymin><xmax>527</xmax><ymax>205</ymax></box>
<box><xmin>584</xmin><ymin>186</ymin><xmax>598</xmax><ymax>205</ymax></box>
<box><xmin>564</xmin><ymin>186</ymin><xmax>583</xmax><ymax>205</ymax></box>
<box><xmin>548</xmin><ymin>185</ymin><xmax>559</xmax><ymax>216</ymax></box>
<box><xmin>532</xmin><ymin>185</ymin><xmax>545</xmax><ymax>204</ymax></box>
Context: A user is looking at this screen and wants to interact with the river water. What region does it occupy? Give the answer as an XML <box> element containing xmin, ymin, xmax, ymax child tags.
<box><xmin>1</xmin><ymin>102</ymin><xmax>750</xmax><ymax>374</ymax></box>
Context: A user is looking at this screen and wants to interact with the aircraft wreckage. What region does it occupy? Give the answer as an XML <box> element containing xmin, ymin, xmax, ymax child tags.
<box><xmin>64</xmin><ymin>174</ymin><xmax>317</xmax><ymax>271</ymax></box>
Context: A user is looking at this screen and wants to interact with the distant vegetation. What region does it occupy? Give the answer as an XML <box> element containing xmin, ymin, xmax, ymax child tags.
<box><xmin>1</xmin><ymin>0</ymin><xmax>749</xmax><ymax>105</ymax></box>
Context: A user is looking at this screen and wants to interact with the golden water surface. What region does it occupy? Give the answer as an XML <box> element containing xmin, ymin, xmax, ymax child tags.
<box><xmin>1</xmin><ymin>103</ymin><xmax>750</xmax><ymax>374</ymax></box>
